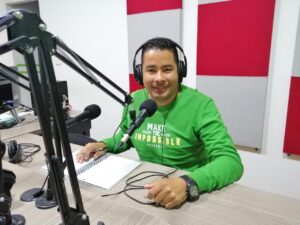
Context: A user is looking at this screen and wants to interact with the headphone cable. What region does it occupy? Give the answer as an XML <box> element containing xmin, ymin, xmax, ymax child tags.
<box><xmin>101</xmin><ymin>169</ymin><xmax>177</xmax><ymax>205</ymax></box>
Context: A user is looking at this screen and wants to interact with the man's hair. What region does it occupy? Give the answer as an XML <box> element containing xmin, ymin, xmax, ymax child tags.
<box><xmin>141</xmin><ymin>37</ymin><xmax>180</xmax><ymax>66</ymax></box>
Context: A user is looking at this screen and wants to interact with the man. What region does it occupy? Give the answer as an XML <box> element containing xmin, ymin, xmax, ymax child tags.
<box><xmin>77</xmin><ymin>37</ymin><xmax>243</xmax><ymax>209</ymax></box>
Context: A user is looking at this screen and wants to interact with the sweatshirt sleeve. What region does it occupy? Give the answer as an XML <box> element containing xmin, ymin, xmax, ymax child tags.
<box><xmin>189</xmin><ymin>99</ymin><xmax>244</xmax><ymax>193</ymax></box>
<box><xmin>100</xmin><ymin>106</ymin><xmax>132</xmax><ymax>153</ymax></box>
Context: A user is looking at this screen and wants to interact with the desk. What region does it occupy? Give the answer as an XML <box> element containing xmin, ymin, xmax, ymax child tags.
<box><xmin>0</xmin><ymin>114</ymin><xmax>39</xmax><ymax>140</ymax></box>
<box><xmin>3</xmin><ymin>134</ymin><xmax>300</xmax><ymax>225</ymax></box>
<box><xmin>4</xmin><ymin>161</ymin><xmax>170</xmax><ymax>225</ymax></box>
<box><xmin>0</xmin><ymin>110</ymin><xmax>91</xmax><ymax>141</ymax></box>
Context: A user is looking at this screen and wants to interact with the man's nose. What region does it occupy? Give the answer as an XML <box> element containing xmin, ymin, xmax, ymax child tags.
<box><xmin>154</xmin><ymin>71</ymin><xmax>164</xmax><ymax>81</ymax></box>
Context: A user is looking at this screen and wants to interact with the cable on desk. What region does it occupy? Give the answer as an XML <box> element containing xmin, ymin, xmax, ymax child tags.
<box><xmin>101</xmin><ymin>168</ymin><xmax>177</xmax><ymax>205</ymax></box>
<box><xmin>3</xmin><ymin>140</ymin><xmax>41</xmax><ymax>163</ymax></box>
<box><xmin>18</xmin><ymin>143</ymin><xmax>41</xmax><ymax>163</ymax></box>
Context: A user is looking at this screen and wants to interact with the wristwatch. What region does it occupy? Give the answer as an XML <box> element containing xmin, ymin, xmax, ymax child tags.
<box><xmin>180</xmin><ymin>175</ymin><xmax>200</xmax><ymax>201</ymax></box>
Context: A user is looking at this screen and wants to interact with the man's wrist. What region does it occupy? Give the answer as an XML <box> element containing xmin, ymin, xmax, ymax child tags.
<box><xmin>180</xmin><ymin>175</ymin><xmax>200</xmax><ymax>201</ymax></box>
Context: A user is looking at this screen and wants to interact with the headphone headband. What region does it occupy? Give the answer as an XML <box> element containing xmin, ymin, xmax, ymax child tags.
<box><xmin>133</xmin><ymin>37</ymin><xmax>187</xmax><ymax>86</ymax></box>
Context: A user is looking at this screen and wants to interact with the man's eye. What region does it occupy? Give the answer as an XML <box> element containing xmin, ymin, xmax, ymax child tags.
<box><xmin>164</xmin><ymin>68</ymin><xmax>173</xmax><ymax>73</ymax></box>
<box><xmin>147</xmin><ymin>69</ymin><xmax>156</xmax><ymax>73</ymax></box>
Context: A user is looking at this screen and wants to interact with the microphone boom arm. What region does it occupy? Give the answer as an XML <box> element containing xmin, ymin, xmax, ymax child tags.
<box><xmin>0</xmin><ymin>62</ymin><xmax>31</xmax><ymax>91</ymax></box>
<box><xmin>0</xmin><ymin>9</ymin><xmax>120</xmax><ymax>225</ymax></box>
<box><xmin>53</xmin><ymin>37</ymin><xmax>133</xmax><ymax>105</ymax></box>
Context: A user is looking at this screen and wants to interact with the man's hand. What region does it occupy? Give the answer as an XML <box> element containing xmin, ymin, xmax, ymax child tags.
<box><xmin>76</xmin><ymin>142</ymin><xmax>106</xmax><ymax>163</ymax></box>
<box><xmin>144</xmin><ymin>177</ymin><xmax>187</xmax><ymax>209</ymax></box>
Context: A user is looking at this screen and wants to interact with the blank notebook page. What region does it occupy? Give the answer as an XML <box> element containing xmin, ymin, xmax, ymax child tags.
<box><xmin>76</xmin><ymin>154</ymin><xmax>141</xmax><ymax>189</ymax></box>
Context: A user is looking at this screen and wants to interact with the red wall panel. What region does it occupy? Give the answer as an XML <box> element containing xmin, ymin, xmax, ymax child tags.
<box><xmin>129</xmin><ymin>74</ymin><xmax>143</xmax><ymax>93</ymax></box>
<box><xmin>284</xmin><ymin>77</ymin><xmax>300</xmax><ymax>155</ymax></box>
<box><xmin>127</xmin><ymin>0</ymin><xmax>182</xmax><ymax>93</ymax></box>
<box><xmin>197</xmin><ymin>0</ymin><xmax>275</xmax><ymax>76</ymax></box>
<box><xmin>127</xmin><ymin>0</ymin><xmax>182</xmax><ymax>15</ymax></box>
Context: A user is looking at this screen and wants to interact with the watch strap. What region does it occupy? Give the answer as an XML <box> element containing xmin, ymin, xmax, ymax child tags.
<box><xmin>180</xmin><ymin>175</ymin><xmax>200</xmax><ymax>201</ymax></box>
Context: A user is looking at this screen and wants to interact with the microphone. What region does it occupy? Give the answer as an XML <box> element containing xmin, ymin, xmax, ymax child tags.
<box><xmin>119</xmin><ymin>99</ymin><xmax>157</xmax><ymax>147</ymax></box>
<box><xmin>65</xmin><ymin>104</ymin><xmax>101</xmax><ymax>128</ymax></box>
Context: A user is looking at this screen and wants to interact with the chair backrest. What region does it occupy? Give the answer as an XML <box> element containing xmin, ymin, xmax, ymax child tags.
<box><xmin>68</xmin><ymin>133</ymin><xmax>97</xmax><ymax>146</ymax></box>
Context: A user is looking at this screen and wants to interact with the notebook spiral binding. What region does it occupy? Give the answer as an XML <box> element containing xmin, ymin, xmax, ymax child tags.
<box><xmin>76</xmin><ymin>153</ymin><xmax>111</xmax><ymax>175</ymax></box>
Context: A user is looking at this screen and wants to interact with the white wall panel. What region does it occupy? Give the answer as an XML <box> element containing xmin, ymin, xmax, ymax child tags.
<box><xmin>197</xmin><ymin>76</ymin><xmax>267</xmax><ymax>148</ymax></box>
<box><xmin>128</xmin><ymin>10</ymin><xmax>182</xmax><ymax>73</ymax></box>
<box><xmin>39</xmin><ymin>0</ymin><xmax>129</xmax><ymax>139</ymax></box>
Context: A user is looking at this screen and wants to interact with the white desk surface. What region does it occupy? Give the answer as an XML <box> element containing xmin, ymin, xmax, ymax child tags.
<box><xmin>0</xmin><ymin>110</ymin><xmax>85</xmax><ymax>141</ymax></box>
<box><xmin>2</xmin><ymin>133</ymin><xmax>300</xmax><ymax>225</ymax></box>
<box><xmin>1</xmin><ymin>114</ymin><xmax>39</xmax><ymax>140</ymax></box>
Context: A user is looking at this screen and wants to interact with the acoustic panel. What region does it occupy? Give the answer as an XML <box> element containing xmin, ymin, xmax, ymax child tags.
<box><xmin>197</xmin><ymin>0</ymin><xmax>275</xmax><ymax>76</ymax></box>
<box><xmin>127</xmin><ymin>10</ymin><xmax>182</xmax><ymax>72</ymax></box>
<box><xmin>127</xmin><ymin>0</ymin><xmax>182</xmax><ymax>93</ymax></box>
<box><xmin>127</xmin><ymin>0</ymin><xmax>182</xmax><ymax>15</ymax></box>
<box><xmin>197</xmin><ymin>76</ymin><xmax>267</xmax><ymax>148</ymax></box>
<box><xmin>284</xmin><ymin>76</ymin><xmax>300</xmax><ymax>155</ymax></box>
<box><xmin>129</xmin><ymin>73</ymin><xmax>142</xmax><ymax>93</ymax></box>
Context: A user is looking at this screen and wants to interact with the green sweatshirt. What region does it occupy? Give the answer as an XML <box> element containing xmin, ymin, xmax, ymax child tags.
<box><xmin>102</xmin><ymin>85</ymin><xmax>243</xmax><ymax>193</ymax></box>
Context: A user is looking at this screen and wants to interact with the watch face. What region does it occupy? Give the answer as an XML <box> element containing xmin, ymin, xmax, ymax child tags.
<box><xmin>181</xmin><ymin>175</ymin><xmax>200</xmax><ymax>201</ymax></box>
<box><xmin>190</xmin><ymin>185</ymin><xmax>200</xmax><ymax>198</ymax></box>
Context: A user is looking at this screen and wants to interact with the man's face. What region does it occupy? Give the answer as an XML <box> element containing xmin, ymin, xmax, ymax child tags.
<box><xmin>142</xmin><ymin>49</ymin><xmax>179</xmax><ymax>107</ymax></box>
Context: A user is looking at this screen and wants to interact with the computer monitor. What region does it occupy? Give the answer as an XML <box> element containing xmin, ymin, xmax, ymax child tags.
<box><xmin>0</xmin><ymin>81</ymin><xmax>13</xmax><ymax>114</ymax></box>
<box><xmin>30</xmin><ymin>80</ymin><xmax>69</xmax><ymax>116</ymax></box>
<box><xmin>0</xmin><ymin>82</ymin><xmax>13</xmax><ymax>102</ymax></box>
<box><xmin>0</xmin><ymin>66</ymin><xmax>21</xmax><ymax>108</ymax></box>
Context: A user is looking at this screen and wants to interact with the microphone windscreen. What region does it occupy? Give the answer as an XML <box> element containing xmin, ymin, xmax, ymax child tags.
<box><xmin>84</xmin><ymin>104</ymin><xmax>101</xmax><ymax>120</ymax></box>
<box><xmin>139</xmin><ymin>99</ymin><xmax>157</xmax><ymax>117</ymax></box>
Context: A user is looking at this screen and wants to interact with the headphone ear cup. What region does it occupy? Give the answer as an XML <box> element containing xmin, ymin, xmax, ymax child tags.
<box><xmin>8</xmin><ymin>140</ymin><xmax>16</xmax><ymax>161</ymax></box>
<box><xmin>8</xmin><ymin>140</ymin><xmax>22</xmax><ymax>164</ymax></box>
<box><xmin>133</xmin><ymin>64</ymin><xmax>143</xmax><ymax>86</ymax></box>
<box><xmin>15</xmin><ymin>144</ymin><xmax>22</xmax><ymax>163</ymax></box>
<box><xmin>178</xmin><ymin>60</ymin><xmax>187</xmax><ymax>83</ymax></box>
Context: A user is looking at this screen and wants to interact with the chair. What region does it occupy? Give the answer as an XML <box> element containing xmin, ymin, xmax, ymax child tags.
<box><xmin>68</xmin><ymin>133</ymin><xmax>97</xmax><ymax>146</ymax></box>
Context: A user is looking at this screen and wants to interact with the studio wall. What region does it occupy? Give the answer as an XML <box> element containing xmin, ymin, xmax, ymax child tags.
<box><xmin>196</xmin><ymin>0</ymin><xmax>275</xmax><ymax>149</ymax></box>
<box><xmin>283</xmin><ymin>15</ymin><xmax>300</xmax><ymax>155</ymax></box>
<box><xmin>1</xmin><ymin>0</ymin><xmax>300</xmax><ymax>200</ymax></box>
<box><xmin>39</xmin><ymin>0</ymin><xmax>130</xmax><ymax>139</ymax></box>
<box><xmin>127</xmin><ymin>0</ymin><xmax>183</xmax><ymax>93</ymax></box>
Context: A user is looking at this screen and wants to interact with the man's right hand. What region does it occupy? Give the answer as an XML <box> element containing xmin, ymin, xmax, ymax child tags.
<box><xmin>76</xmin><ymin>142</ymin><xmax>107</xmax><ymax>163</ymax></box>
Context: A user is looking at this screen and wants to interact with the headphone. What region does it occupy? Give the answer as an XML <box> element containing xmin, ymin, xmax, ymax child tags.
<box><xmin>133</xmin><ymin>37</ymin><xmax>187</xmax><ymax>86</ymax></box>
<box><xmin>7</xmin><ymin>140</ymin><xmax>40</xmax><ymax>164</ymax></box>
<box><xmin>7</xmin><ymin>140</ymin><xmax>22</xmax><ymax>164</ymax></box>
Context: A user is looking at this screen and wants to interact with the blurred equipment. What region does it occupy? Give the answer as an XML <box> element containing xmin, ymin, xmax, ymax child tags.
<box><xmin>0</xmin><ymin>104</ymin><xmax>33</xmax><ymax>129</ymax></box>
<box><xmin>0</xmin><ymin>9</ymin><xmax>134</xmax><ymax>224</ymax></box>
<box><xmin>31</xmin><ymin>80</ymin><xmax>70</xmax><ymax>117</ymax></box>
<box><xmin>0</xmin><ymin>80</ymin><xmax>13</xmax><ymax>115</ymax></box>
<box><xmin>0</xmin><ymin>139</ymin><xmax>26</xmax><ymax>224</ymax></box>
<box><xmin>0</xmin><ymin>111</ymin><xmax>17</xmax><ymax>129</ymax></box>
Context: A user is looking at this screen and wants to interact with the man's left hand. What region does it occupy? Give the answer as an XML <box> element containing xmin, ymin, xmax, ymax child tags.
<box><xmin>144</xmin><ymin>177</ymin><xmax>187</xmax><ymax>209</ymax></box>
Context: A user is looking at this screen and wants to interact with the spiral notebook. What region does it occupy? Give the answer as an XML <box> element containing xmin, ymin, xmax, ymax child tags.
<box><xmin>41</xmin><ymin>153</ymin><xmax>141</xmax><ymax>189</ymax></box>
